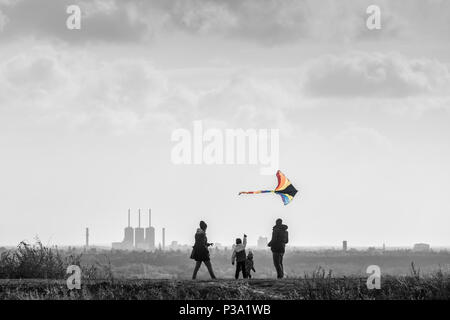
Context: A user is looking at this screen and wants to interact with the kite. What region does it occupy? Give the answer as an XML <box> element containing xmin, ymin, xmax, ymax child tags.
<box><xmin>239</xmin><ymin>170</ymin><xmax>298</xmax><ymax>205</ymax></box>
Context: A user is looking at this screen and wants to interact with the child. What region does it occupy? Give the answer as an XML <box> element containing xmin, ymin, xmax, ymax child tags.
<box><xmin>231</xmin><ymin>234</ymin><xmax>247</xmax><ymax>279</ymax></box>
<box><xmin>245</xmin><ymin>251</ymin><xmax>256</xmax><ymax>279</ymax></box>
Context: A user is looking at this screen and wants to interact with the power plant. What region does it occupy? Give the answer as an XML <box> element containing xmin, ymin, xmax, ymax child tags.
<box><xmin>112</xmin><ymin>209</ymin><xmax>156</xmax><ymax>251</ymax></box>
<box><xmin>145</xmin><ymin>209</ymin><xmax>155</xmax><ymax>249</ymax></box>
<box><xmin>134</xmin><ymin>209</ymin><xmax>145</xmax><ymax>249</ymax></box>
<box><xmin>123</xmin><ymin>209</ymin><xmax>134</xmax><ymax>250</ymax></box>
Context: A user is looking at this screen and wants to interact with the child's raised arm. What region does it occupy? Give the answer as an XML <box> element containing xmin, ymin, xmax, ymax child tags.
<box><xmin>243</xmin><ymin>234</ymin><xmax>247</xmax><ymax>248</ymax></box>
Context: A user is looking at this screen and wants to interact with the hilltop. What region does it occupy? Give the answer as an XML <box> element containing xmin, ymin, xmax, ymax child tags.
<box><xmin>1</xmin><ymin>275</ymin><xmax>449</xmax><ymax>300</ymax></box>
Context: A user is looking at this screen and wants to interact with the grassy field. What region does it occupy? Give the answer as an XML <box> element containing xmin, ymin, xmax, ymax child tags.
<box><xmin>1</xmin><ymin>273</ymin><xmax>450</xmax><ymax>300</ymax></box>
<box><xmin>1</xmin><ymin>241</ymin><xmax>449</xmax><ymax>300</ymax></box>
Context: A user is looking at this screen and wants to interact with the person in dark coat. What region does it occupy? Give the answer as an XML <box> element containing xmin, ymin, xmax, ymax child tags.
<box><xmin>191</xmin><ymin>221</ymin><xmax>216</xmax><ymax>279</ymax></box>
<box><xmin>267</xmin><ymin>218</ymin><xmax>289</xmax><ymax>279</ymax></box>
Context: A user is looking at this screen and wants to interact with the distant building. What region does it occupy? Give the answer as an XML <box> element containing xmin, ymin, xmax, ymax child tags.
<box><xmin>342</xmin><ymin>240</ymin><xmax>348</xmax><ymax>252</ymax></box>
<box><xmin>366</xmin><ymin>246</ymin><xmax>383</xmax><ymax>255</ymax></box>
<box><xmin>167</xmin><ymin>241</ymin><xmax>190</xmax><ymax>251</ymax></box>
<box><xmin>257</xmin><ymin>237</ymin><xmax>268</xmax><ymax>249</ymax></box>
<box><xmin>112</xmin><ymin>209</ymin><xmax>135</xmax><ymax>250</ymax></box>
<box><xmin>145</xmin><ymin>209</ymin><xmax>155</xmax><ymax>250</ymax></box>
<box><xmin>413</xmin><ymin>243</ymin><xmax>430</xmax><ymax>252</ymax></box>
<box><xmin>112</xmin><ymin>209</ymin><xmax>156</xmax><ymax>251</ymax></box>
<box><xmin>135</xmin><ymin>209</ymin><xmax>146</xmax><ymax>250</ymax></box>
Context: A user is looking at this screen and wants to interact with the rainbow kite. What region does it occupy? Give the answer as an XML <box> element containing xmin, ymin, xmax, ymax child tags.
<box><xmin>239</xmin><ymin>170</ymin><xmax>298</xmax><ymax>205</ymax></box>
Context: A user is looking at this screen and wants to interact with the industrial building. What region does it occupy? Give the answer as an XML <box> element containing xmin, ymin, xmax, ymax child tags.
<box><xmin>413</xmin><ymin>243</ymin><xmax>431</xmax><ymax>252</ymax></box>
<box><xmin>257</xmin><ymin>236</ymin><xmax>268</xmax><ymax>249</ymax></box>
<box><xmin>112</xmin><ymin>209</ymin><xmax>156</xmax><ymax>251</ymax></box>
<box><xmin>145</xmin><ymin>209</ymin><xmax>155</xmax><ymax>250</ymax></box>
<box><xmin>134</xmin><ymin>209</ymin><xmax>145</xmax><ymax>250</ymax></box>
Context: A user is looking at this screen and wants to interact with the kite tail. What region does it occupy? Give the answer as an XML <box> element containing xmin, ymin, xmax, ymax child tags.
<box><xmin>238</xmin><ymin>190</ymin><xmax>274</xmax><ymax>195</ymax></box>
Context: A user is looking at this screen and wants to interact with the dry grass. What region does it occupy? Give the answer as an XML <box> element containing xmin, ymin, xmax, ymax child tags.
<box><xmin>1</xmin><ymin>242</ymin><xmax>449</xmax><ymax>300</ymax></box>
<box><xmin>0</xmin><ymin>272</ymin><xmax>449</xmax><ymax>300</ymax></box>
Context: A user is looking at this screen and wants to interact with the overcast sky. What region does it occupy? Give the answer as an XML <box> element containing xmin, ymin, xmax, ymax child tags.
<box><xmin>1</xmin><ymin>0</ymin><xmax>450</xmax><ymax>248</ymax></box>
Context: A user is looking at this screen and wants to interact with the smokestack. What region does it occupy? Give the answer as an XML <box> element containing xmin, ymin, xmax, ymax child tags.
<box><xmin>128</xmin><ymin>209</ymin><xmax>130</xmax><ymax>227</ymax></box>
<box><xmin>85</xmin><ymin>227</ymin><xmax>89</xmax><ymax>248</ymax></box>
<box><xmin>162</xmin><ymin>227</ymin><xmax>166</xmax><ymax>250</ymax></box>
<box><xmin>138</xmin><ymin>209</ymin><xmax>141</xmax><ymax>228</ymax></box>
<box><xmin>149</xmin><ymin>208</ymin><xmax>151</xmax><ymax>227</ymax></box>
<box><xmin>145</xmin><ymin>209</ymin><xmax>155</xmax><ymax>250</ymax></box>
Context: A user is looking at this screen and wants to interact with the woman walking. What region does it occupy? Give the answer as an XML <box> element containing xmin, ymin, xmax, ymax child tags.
<box><xmin>191</xmin><ymin>221</ymin><xmax>217</xmax><ymax>279</ymax></box>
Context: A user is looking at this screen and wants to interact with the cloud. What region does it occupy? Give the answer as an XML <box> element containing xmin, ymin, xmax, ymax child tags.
<box><xmin>0</xmin><ymin>0</ymin><xmax>159</xmax><ymax>43</ymax></box>
<box><xmin>0</xmin><ymin>45</ymin><xmax>293</xmax><ymax>133</ymax></box>
<box><xmin>0</xmin><ymin>9</ymin><xmax>7</xmax><ymax>31</ymax></box>
<box><xmin>1</xmin><ymin>45</ymin><xmax>449</xmax><ymax>136</ymax></box>
<box><xmin>162</xmin><ymin>0</ymin><xmax>450</xmax><ymax>44</ymax></box>
<box><xmin>170</xmin><ymin>0</ymin><xmax>238</xmax><ymax>34</ymax></box>
<box><xmin>1</xmin><ymin>0</ymin><xmax>449</xmax><ymax>45</ymax></box>
<box><xmin>138</xmin><ymin>0</ymin><xmax>450</xmax><ymax>45</ymax></box>
<box><xmin>0</xmin><ymin>46</ymin><xmax>195</xmax><ymax>133</ymax></box>
<box><xmin>167</xmin><ymin>0</ymin><xmax>310</xmax><ymax>45</ymax></box>
<box><xmin>302</xmin><ymin>52</ymin><xmax>450</xmax><ymax>98</ymax></box>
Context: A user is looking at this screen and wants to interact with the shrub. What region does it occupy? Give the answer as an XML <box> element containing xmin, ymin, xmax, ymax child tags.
<box><xmin>0</xmin><ymin>240</ymin><xmax>81</xmax><ymax>279</ymax></box>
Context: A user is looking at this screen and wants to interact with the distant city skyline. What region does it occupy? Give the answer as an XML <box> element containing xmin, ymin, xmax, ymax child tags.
<box><xmin>0</xmin><ymin>205</ymin><xmax>447</xmax><ymax>248</ymax></box>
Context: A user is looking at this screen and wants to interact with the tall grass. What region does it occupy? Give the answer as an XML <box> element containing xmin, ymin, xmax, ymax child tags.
<box><xmin>0</xmin><ymin>240</ymin><xmax>115</xmax><ymax>282</ymax></box>
<box><xmin>0</xmin><ymin>240</ymin><xmax>81</xmax><ymax>279</ymax></box>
